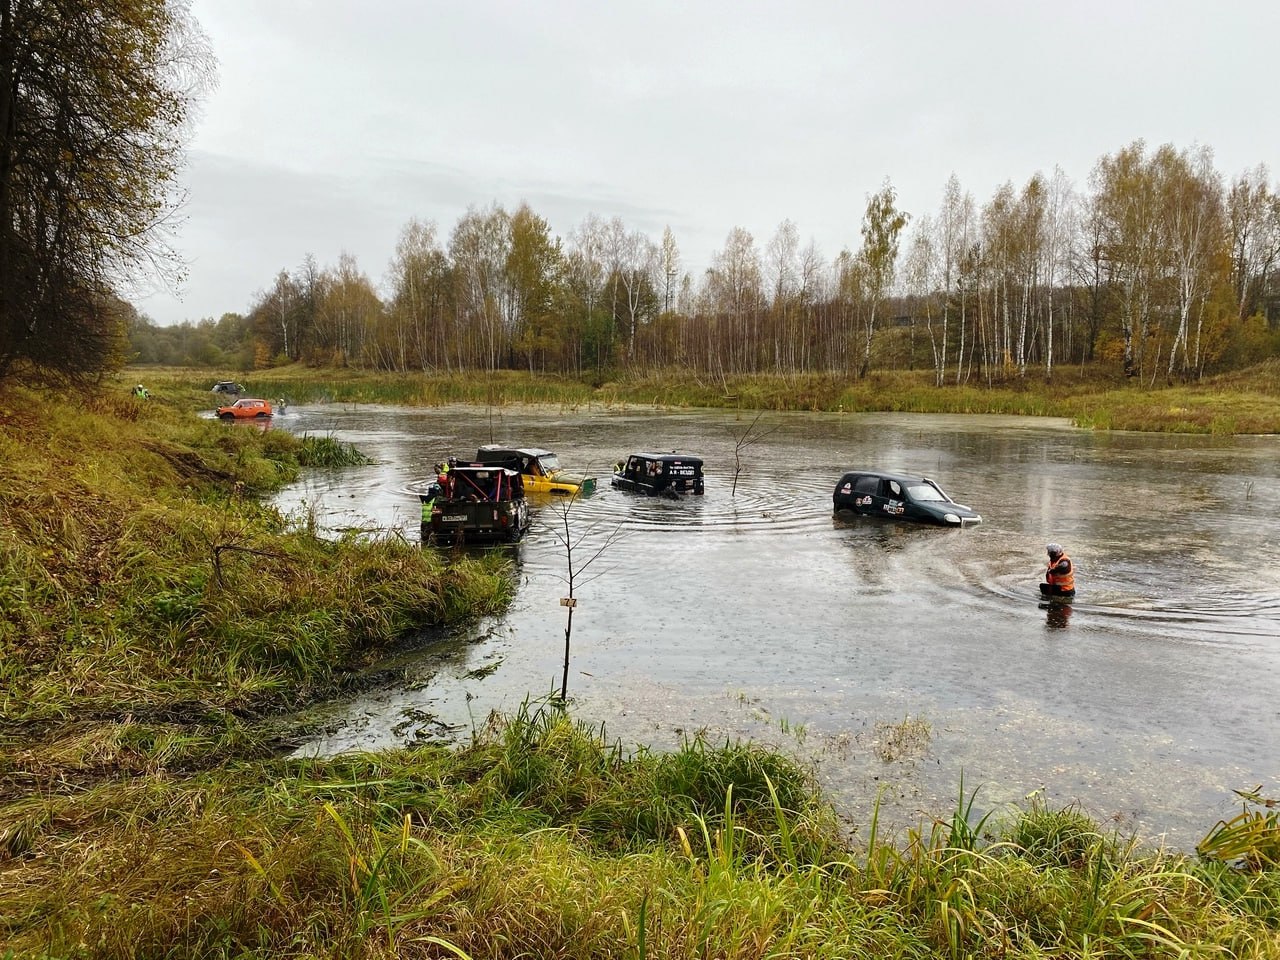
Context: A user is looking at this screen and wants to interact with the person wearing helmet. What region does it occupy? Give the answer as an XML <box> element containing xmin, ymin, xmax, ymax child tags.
<box><xmin>1039</xmin><ymin>543</ymin><xmax>1075</xmax><ymax>599</ymax></box>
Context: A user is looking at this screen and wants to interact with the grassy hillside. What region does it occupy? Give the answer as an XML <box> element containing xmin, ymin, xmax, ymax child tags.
<box><xmin>0</xmin><ymin>383</ymin><xmax>513</xmax><ymax>768</ymax></box>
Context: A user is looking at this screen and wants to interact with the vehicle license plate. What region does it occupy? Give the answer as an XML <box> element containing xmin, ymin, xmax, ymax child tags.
<box><xmin>442</xmin><ymin>515</ymin><xmax>466</xmax><ymax>522</ymax></box>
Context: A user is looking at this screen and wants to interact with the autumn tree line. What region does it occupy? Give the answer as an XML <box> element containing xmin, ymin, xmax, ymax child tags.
<box><xmin>3</xmin><ymin>3</ymin><xmax>1278</xmax><ymax>390</ymax></box>
<box><xmin>133</xmin><ymin>141</ymin><xmax>1280</xmax><ymax>386</ymax></box>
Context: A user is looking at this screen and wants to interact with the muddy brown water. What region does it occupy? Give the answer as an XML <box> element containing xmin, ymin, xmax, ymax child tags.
<box><xmin>268</xmin><ymin>402</ymin><xmax>1280</xmax><ymax>848</ymax></box>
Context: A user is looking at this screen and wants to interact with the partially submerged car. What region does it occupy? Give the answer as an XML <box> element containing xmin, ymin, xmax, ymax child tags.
<box><xmin>833</xmin><ymin>471</ymin><xmax>982</xmax><ymax>527</ymax></box>
<box><xmin>211</xmin><ymin>380</ymin><xmax>244</xmax><ymax>395</ymax></box>
<box><xmin>475</xmin><ymin>445</ymin><xmax>597</xmax><ymax>497</ymax></box>
<box><xmin>612</xmin><ymin>452</ymin><xmax>705</xmax><ymax>497</ymax></box>
<box><xmin>422</xmin><ymin>464</ymin><xmax>530</xmax><ymax>545</ymax></box>
<box><xmin>216</xmin><ymin>398</ymin><xmax>273</xmax><ymax>419</ymax></box>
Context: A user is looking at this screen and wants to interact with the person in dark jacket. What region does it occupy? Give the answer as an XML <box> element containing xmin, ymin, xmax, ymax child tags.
<box><xmin>1039</xmin><ymin>543</ymin><xmax>1075</xmax><ymax>598</ymax></box>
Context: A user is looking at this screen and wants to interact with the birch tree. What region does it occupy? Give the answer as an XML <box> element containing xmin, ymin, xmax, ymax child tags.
<box><xmin>1227</xmin><ymin>165</ymin><xmax>1280</xmax><ymax>322</ymax></box>
<box><xmin>314</xmin><ymin>253</ymin><xmax>380</xmax><ymax>366</ymax></box>
<box><xmin>1041</xmin><ymin>167</ymin><xmax>1076</xmax><ymax>378</ymax></box>
<box><xmin>857</xmin><ymin>181</ymin><xmax>910</xmax><ymax>377</ymax></box>
<box><xmin>387</xmin><ymin>218</ymin><xmax>452</xmax><ymax>371</ymax></box>
<box><xmin>766</xmin><ymin>219</ymin><xmax>800</xmax><ymax>371</ymax></box>
<box><xmin>615</xmin><ymin>230</ymin><xmax>657</xmax><ymax>366</ymax></box>
<box><xmin>249</xmin><ymin>269</ymin><xmax>302</xmax><ymax>365</ymax></box>
<box><xmin>796</xmin><ymin>239</ymin><xmax>827</xmax><ymax>372</ymax></box>
<box><xmin>506</xmin><ymin>203</ymin><xmax>561</xmax><ymax>372</ymax></box>
<box><xmin>1156</xmin><ymin>144</ymin><xmax>1226</xmax><ymax>377</ymax></box>
<box><xmin>658</xmin><ymin>226</ymin><xmax>682</xmax><ymax>314</ymax></box>
<box><xmin>1092</xmin><ymin>142</ymin><xmax>1164</xmax><ymax>379</ymax></box>
<box><xmin>938</xmin><ymin>180</ymin><xmax>978</xmax><ymax>384</ymax></box>
<box><xmin>449</xmin><ymin>204</ymin><xmax>511</xmax><ymax>371</ymax></box>
<box><xmin>935</xmin><ymin>176</ymin><xmax>966</xmax><ymax>382</ymax></box>
<box><xmin>904</xmin><ymin>216</ymin><xmax>943</xmax><ymax>383</ymax></box>
<box><xmin>565</xmin><ymin>214</ymin><xmax>608</xmax><ymax>371</ymax></box>
<box><xmin>706</xmin><ymin>227</ymin><xmax>763</xmax><ymax>375</ymax></box>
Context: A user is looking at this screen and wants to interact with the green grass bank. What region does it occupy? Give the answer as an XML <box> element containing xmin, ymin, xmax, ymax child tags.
<box><xmin>0</xmin><ymin>383</ymin><xmax>513</xmax><ymax>770</ymax></box>
<box><xmin>2</xmin><ymin>382</ymin><xmax>1278</xmax><ymax>957</ymax></box>
<box><xmin>4</xmin><ymin>704</ymin><xmax>1280</xmax><ymax>958</ymax></box>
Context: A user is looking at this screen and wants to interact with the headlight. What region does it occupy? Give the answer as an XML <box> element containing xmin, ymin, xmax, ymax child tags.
<box><xmin>943</xmin><ymin>513</ymin><xmax>961</xmax><ymax>524</ymax></box>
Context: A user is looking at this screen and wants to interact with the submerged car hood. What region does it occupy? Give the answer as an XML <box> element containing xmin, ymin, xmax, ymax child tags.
<box><xmin>920</xmin><ymin>500</ymin><xmax>981</xmax><ymax>522</ymax></box>
<box><xmin>555</xmin><ymin>476</ymin><xmax>599</xmax><ymax>496</ymax></box>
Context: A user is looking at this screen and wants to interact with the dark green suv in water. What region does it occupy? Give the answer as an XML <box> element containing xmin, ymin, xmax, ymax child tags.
<box><xmin>833</xmin><ymin>471</ymin><xmax>982</xmax><ymax>526</ymax></box>
<box><xmin>611</xmin><ymin>452</ymin><xmax>705</xmax><ymax>497</ymax></box>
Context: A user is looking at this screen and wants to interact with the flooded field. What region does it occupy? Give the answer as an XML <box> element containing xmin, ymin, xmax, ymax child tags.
<box><xmin>269</xmin><ymin>402</ymin><xmax>1280</xmax><ymax>848</ymax></box>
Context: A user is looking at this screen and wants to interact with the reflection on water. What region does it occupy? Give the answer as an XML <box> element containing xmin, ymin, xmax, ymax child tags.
<box><xmin>1040</xmin><ymin>599</ymin><xmax>1074</xmax><ymax>629</ymax></box>
<box><xmin>272</xmin><ymin>403</ymin><xmax>1280</xmax><ymax>848</ymax></box>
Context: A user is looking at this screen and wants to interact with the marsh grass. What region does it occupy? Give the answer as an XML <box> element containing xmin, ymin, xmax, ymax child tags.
<box><xmin>297</xmin><ymin>433</ymin><xmax>372</xmax><ymax>467</ymax></box>
<box><xmin>3</xmin><ymin>705</ymin><xmax>1278</xmax><ymax>958</ymax></box>
<box><xmin>1198</xmin><ymin>787</ymin><xmax>1280</xmax><ymax>871</ymax></box>
<box><xmin>134</xmin><ymin>362</ymin><xmax>1280</xmax><ymax>433</ymax></box>
<box><xmin>872</xmin><ymin>714</ymin><xmax>933</xmax><ymax>763</ymax></box>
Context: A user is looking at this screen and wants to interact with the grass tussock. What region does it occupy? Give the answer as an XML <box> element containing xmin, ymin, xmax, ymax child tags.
<box><xmin>2</xmin><ymin>704</ymin><xmax>1278</xmax><ymax>958</ymax></box>
<box><xmin>297</xmin><ymin>433</ymin><xmax>372</xmax><ymax>467</ymax></box>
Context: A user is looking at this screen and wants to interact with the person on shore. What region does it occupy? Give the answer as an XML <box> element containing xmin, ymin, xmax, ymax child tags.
<box><xmin>1039</xmin><ymin>543</ymin><xmax>1075</xmax><ymax>599</ymax></box>
<box><xmin>132</xmin><ymin>384</ymin><xmax>150</xmax><ymax>399</ymax></box>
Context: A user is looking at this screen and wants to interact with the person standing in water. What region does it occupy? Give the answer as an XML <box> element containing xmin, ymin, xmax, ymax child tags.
<box><xmin>1039</xmin><ymin>543</ymin><xmax>1075</xmax><ymax>599</ymax></box>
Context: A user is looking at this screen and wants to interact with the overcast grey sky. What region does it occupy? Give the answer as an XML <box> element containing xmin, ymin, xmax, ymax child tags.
<box><xmin>137</xmin><ymin>0</ymin><xmax>1280</xmax><ymax>325</ymax></box>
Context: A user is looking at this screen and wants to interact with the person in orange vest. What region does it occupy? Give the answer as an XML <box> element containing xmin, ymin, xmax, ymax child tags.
<box><xmin>1039</xmin><ymin>543</ymin><xmax>1075</xmax><ymax>599</ymax></box>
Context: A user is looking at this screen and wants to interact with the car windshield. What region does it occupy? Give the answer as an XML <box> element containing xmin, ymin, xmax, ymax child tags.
<box><xmin>907</xmin><ymin>482</ymin><xmax>947</xmax><ymax>502</ymax></box>
<box><xmin>537</xmin><ymin>454</ymin><xmax>560</xmax><ymax>473</ymax></box>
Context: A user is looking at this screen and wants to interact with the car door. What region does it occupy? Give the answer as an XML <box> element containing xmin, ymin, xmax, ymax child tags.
<box><xmin>848</xmin><ymin>474</ymin><xmax>881</xmax><ymax>515</ymax></box>
<box><xmin>877</xmin><ymin>477</ymin><xmax>907</xmax><ymax>517</ymax></box>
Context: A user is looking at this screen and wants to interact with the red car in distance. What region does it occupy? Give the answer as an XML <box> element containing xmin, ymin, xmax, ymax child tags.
<box><xmin>216</xmin><ymin>398</ymin><xmax>273</xmax><ymax>420</ymax></box>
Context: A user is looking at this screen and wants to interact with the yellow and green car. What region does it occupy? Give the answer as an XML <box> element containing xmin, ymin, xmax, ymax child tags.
<box><xmin>476</xmin><ymin>445</ymin><xmax>597</xmax><ymax>497</ymax></box>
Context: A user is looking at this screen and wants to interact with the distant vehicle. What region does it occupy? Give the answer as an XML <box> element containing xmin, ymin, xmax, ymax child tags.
<box><xmin>833</xmin><ymin>471</ymin><xmax>982</xmax><ymax>527</ymax></box>
<box><xmin>422</xmin><ymin>464</ymin><xmax>530</xmax><ymax>545</ymax></box>
<box><xmin>475</xmin><ymin>445</ymin><xmax>597</xmax><ymax>497</ymax></box>
<box><xmin>216</xmin><ymin>398</ymin><xmax>273</xmax><ymax>420</ymax></box>
<box><xmin>612</xmin><ymin>452</ymin><xmax>705</xmax><ymax>497</ymax></box>
<box><xmin>211</xmin><ymin>381</ymin><xmax>243</xmax><ymax>394</ymax></box>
